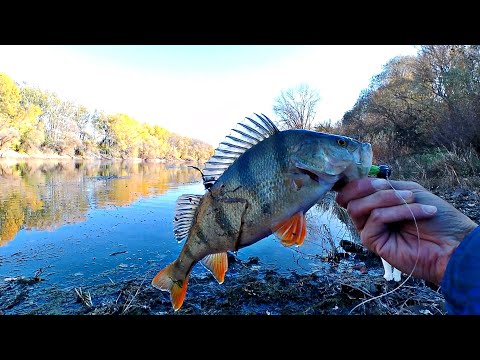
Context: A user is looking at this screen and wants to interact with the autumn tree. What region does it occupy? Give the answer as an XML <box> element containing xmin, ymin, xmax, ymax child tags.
<box><xmin>0</xmin><ymin>73</ymin><xmax>21</xmax><ymax>152</ymax></box>
<box><xmin>273</xmin><ymin>83</ymin><xmax>321</xmax><ymax>130</ymax></box>
<box><xmin>91</xmin><ymin>109</ymin><xmax>110</xmax><ymax>151</ymax></box>
<box><xmin>21</xmin><ymin>87</ymin><xmax>87</xmax><ymax>155</ymax></box>
<box><xmin>151</xmin><ymin>125</ymin><xmax>173</xmax><ymax>159</ymax></box>
<box><xmin>340</xmin><ymin>45</ymin><xmax>480</xmax><ymax>163</ymax></box>
<box><xmin>2</xmin><ymin>72</ymin><xmax>214</xmax><ymax>160</ymax></box>
<box><xmin>72</xmin><ymin>104</ymin><xmax>91</xmax><ymax>142</ymax></box>
<box><xmin>0</xmin><ymin>73</ymin><xmax>20</xmax><ymax>118</ymax></box>
<box><xmin>1</xmin><ymin>74</ymin><xmax>44</xmax><ymax>154</ymax></box>
<box><xmin>340</xmin><ymin>55</ymin><xmax>432</xmax><ymax>159</ymax></box>
<box><xmin>415</xmin><ymin>45</ymin><xmax>480</xmax><ymax>152</ymax></box>
<box><xmin>13</xmin><ymin>103</ymin><xmax>44</xmax><ymax>153</ymax></box>
<box><xmin>106</xmin><ymin>113</ymin><xmax>143</xmax><ymax>158</ymax></box>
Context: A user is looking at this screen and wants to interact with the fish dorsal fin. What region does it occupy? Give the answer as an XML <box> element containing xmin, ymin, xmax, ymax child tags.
<box><xmin>271</xmin><ymin>211</ymin><xmax>307</xmax><ymax>247</ymax></box>
<box><xmin>173</xmin><ymin>194</ymin><xmax>203</xmax><ymax>242</ymax></box>
<box><xmin>202</xmin><ymin>113</ymin><xmax>279</xmax><ymax>189</ymax></box>
<box><xmin>201</xmin><ymin>252</ymin><xmax>229</xmax><ymax>284</ymax></box>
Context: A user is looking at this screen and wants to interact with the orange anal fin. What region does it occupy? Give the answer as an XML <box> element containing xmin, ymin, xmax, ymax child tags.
<box><xmin>201</xmin><ymin>252</ymin><xmax>228</xmax><ymax>284</ymax></box>
<box><xmin>152</xmin><ymin>263</ymin><xmax>189</xmax><ymax>312</ymax></box>
<box><xmin>271</xmin><ymin>211</ymin><xmax>307</xmax><ymax>247</ymax></box>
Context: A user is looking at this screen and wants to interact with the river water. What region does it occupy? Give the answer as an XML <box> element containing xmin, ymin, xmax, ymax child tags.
<box><xmin>0</xmin><ymin>159</ymin><xmax>354</xmax><ymax>297</ymax></box>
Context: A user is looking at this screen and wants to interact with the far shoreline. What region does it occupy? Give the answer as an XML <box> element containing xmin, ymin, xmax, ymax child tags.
<box><xmin>0</xmin><ymin>150</ymin><xmax>203</xmax><ymax>164</ymax></box>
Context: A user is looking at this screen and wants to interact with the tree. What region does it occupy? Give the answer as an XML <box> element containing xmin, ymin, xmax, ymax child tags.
<box><xmin>13</xmin><ymin>103</ymin><xmax>43</xmax><ymax>152</ymax></box>
<box><xmin>338</xmin><ymin>54</ymin><xmax>437</xmax><ymax>161</ymax></box>
<box><xmin>273</xmin><ymin>83</ymin><xmax>320</xmax><ymax>130</ymax></box>
<box><xmin>91</xmin><ymin>109</ymin><xmax>110</xmax><ymax>148</ymax></box>
<box><xmin>107</xmin><ymin>113</ymin><xmax>143</xmax><ymax>158</ymax></box>
<box><xmin>0</xmin><ymin>73</ymin><xmax>20</xmax><ymax>119</ymax></box>
<box><xmin>415</xmin><ymin>45</ymin><xmax>480</xmax><ymax>151</ymax></box>
<box><xmin>71</xmin><ymin>104</ymin><xmax>91</xmax><ymax>142</ymax></box>
<box><xmin>1</xmin><ymin>71</ymin><xmax>215</xmax><ymax>159</ymax></box>
<box><xmin>0</xmin><ymin>73</ymin><xmax>21</xmax><ymax>152</ymax></box>
<box><xmin>340</xmin><ymin>45</ymin><xmax>480</xmax><ymax>162</ymax></box>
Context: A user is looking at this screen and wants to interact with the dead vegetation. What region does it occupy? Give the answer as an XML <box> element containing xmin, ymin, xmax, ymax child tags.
<box><xmin>0</xmin><ymin>252</ymin><xmax>447</xmax><ymax>315</ymax></box>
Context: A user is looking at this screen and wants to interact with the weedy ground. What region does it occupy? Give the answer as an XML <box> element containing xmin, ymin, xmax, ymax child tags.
<box><xmin>0</xmin><ymin>251</ymin><xmax>448</xmax><ymax>315</ymax></box>
<box><xmin>0</xmin><ymin>222</ymin><xmax>456</xmax><ymax>317</ymax></box>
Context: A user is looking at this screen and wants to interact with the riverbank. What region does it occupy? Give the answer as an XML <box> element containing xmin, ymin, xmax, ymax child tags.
<box><xmin>0</xmin><ymin>249</ymin><xmax>447</xmax><ymax>315</ymax></box>
<box><xmin>0</xmin><ymin>149</ymin><xmax>132</xmax><ymax>161</ymax></box>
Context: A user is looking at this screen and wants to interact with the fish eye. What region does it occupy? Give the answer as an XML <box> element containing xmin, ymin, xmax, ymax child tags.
<box><xmin>337</xmin><ymin>138</ymin><xmax>347</xmax><ymax>147</ymax></box>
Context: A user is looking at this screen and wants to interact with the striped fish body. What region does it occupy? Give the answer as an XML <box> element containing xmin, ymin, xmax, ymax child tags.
<box><xmin>152</xmin><ymin>114</ymin><xmax>373</xmax><ymax>311</ymax></box>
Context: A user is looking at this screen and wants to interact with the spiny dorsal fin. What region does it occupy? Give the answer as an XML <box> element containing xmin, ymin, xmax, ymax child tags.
<box><xmin>173</xmin><ymin>194</ymin><xmax>203</xmax><ymax>242</ymax></box>
<box><xmin>202</xmin><ymin>113</ymin><xmax>279</xmax><ymax>189</ymax></box>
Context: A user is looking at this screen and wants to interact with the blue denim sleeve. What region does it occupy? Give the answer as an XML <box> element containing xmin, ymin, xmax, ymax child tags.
<box><xmin>441</xmin><ymin>225</ymin><xmax>480</xmax><ymax>315</ymax></box>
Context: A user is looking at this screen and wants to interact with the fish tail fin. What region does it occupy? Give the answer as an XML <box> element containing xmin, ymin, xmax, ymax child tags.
<box><xmin>152</xmin><ymin>263</ymin><xmax>190</xmax><ymax>312</ymax></box>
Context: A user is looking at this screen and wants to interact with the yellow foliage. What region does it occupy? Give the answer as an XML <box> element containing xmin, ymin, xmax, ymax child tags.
<box><xmin>0</xmin><ymin>73</ymin><xmax>21</xmax><ymax>119</ymax></box>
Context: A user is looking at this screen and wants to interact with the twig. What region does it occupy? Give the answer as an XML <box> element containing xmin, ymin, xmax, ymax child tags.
<box><xmin>74</xmin><ymin>287</ymin><xmax>93</xmax><ymax>308</ymax></box>
<box><xmin>338</xmin><ymin>281</ymin><xmax>373</xmax><ymax>298</ymax></box>
<box><xmin>121</xmin><ymin>274</ymin><xmax>148</xmax><ymax>314</ymax></box>
<box><xmin>115</xmin><ymin>291</ymin><xmax>123</xmax><ymax>304</ymax></box>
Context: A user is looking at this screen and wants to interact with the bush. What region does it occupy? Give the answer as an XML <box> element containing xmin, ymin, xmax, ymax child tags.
<box><xmin>391</xmin><ymin>145</ymin><xmax>480</xmax><ymax>190</ymax></box>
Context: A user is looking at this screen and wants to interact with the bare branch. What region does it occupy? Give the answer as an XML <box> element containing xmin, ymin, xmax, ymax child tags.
<box><xmin>273</xmin><ymin>83</ymin><xmax>320</xmax><ymax>130</ymax></box>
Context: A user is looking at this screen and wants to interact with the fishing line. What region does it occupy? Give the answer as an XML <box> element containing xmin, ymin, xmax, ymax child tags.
<box><xmin>348</xmin><ymin>176</ymin><xmax>422</xmax><ymax>315</ymax></box>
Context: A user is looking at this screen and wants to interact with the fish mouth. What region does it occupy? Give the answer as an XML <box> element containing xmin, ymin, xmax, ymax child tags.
<box><xmin>331</xmin><ymin>161</ymin><xmax>371</xmax><ymax>191</ymax></box>
<box><xmin>298</xmin><ymin>168</ymin><xmax>320</xmax><ymax>183</ymax></box>
<box><xmin>297</xmin><ymin>166</ymin><xmax>339</xmax><ymax>184</ymax></box>
<box><xmin>294</xmin><ymin>159</ymin><xmax>369</xmax><ymax>189</ymax></box>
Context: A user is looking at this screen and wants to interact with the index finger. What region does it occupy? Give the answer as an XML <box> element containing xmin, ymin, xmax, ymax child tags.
<box><xmin>335</xmin><ymin>178</ymin><xmax>424</xmax><ymax>208</ymax></box>
<box><xmin>335</xmin><ymin>178</ymin><xmax>387</xmax><ymax>208</ymax></box>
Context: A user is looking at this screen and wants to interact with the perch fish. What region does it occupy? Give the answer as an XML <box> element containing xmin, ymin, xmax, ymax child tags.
<box><xmin>152</xmin><ymin>113</ymin><xmax>373</xmax><ymax>311</ymax></box>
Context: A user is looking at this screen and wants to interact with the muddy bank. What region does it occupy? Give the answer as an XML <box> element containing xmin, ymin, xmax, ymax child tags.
<box><xmin>0</xmin><ymin>252</ymin><xmax>446</xmax><ymax>316</ymax></box>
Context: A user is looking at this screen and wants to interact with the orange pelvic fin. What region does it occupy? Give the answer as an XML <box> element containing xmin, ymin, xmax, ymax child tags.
<box><xmin>271</xmin><ymin>211</ymin><xmax>307</xmax><ymax>247</ymax></box>
<box><xmin>151</xmin><ymin>263</ymin><xmax>189</xmax><ymax>312</ymax></box>
<box><xmin>201</xmin><ymin>252</ymin><xmax>228</xmax><ymax>284</ymax></box>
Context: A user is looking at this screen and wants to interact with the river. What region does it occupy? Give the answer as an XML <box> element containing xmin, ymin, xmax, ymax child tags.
<box><xmin>0</xmin><ymin>159</ymin><xmax>355</xmax><ymax>313</ymax></box>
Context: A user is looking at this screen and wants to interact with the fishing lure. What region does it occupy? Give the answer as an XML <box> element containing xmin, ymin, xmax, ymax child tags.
<box><xmin>369</xmin><ymin>164</ymin><xmax>392</xmax><ymax>179</ymax></box>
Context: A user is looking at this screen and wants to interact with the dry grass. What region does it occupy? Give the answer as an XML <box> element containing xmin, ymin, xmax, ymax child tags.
<box><xmin>74</xmin><ymin>287</ymin><xmax>93</xmax><ymax>308</ymax></box>
<box><xmin>384</xmin><ymin>145</ymin><xmax>480</xmax><ymax>190</ymax></box>
<box><xmin>337</xmin><ymin>272</ymin><xmax>446</xmax><ymax>315</ymax></box>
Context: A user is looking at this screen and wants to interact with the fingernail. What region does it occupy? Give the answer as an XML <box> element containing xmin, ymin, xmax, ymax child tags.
<box><xmin>422</xmin><ymin>205</ymin><xmax>437</xmax><ymax>215</ymax></box>
<box><xmin>371</xmin><ymin>178</ymin><xmax>388</xmax><ymax>190</ymax></box>
<box><xmin>396</xmin><ymin>190</ymin><xmax>413</xmax><ymax>200</ymax></box>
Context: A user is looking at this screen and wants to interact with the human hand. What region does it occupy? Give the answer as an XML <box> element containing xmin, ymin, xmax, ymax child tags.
<box><xmin>336</xmin><ymin>178</ymin><xmax>478</xmax><ymax>285</ymax></box>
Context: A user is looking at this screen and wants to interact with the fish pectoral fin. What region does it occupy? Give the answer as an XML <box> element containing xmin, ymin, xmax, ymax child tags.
<box><xmin>201</xmin><ymin>252</ymin><xmax>229</xmax><ymax>284</ymax></box>
<box><xmin>271</xmin><ymin>211</ymin><xmax>307</xmax><ymax>247</ymax></box>
<box><xmin>152</xmin><ymin>263</ymin><xmax>189</xmax><ymax>312</ymax></box>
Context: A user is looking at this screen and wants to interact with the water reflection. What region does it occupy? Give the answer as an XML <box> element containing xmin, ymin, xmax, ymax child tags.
<box><xmin>0</xmin><ymin>159</ymin><xmax>202</xmax><ymax>246</ymax></box>
<box><xmin>0</xmin><ymin>158</ymin><xmax>355</xmax><ymax>304</ymax></box>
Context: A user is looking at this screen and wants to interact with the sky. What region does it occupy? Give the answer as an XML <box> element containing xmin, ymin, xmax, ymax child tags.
<box><xmin>0</xmin><ymin>45</ymin><xmax>418</xmax><ymax>146</ymax></box>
